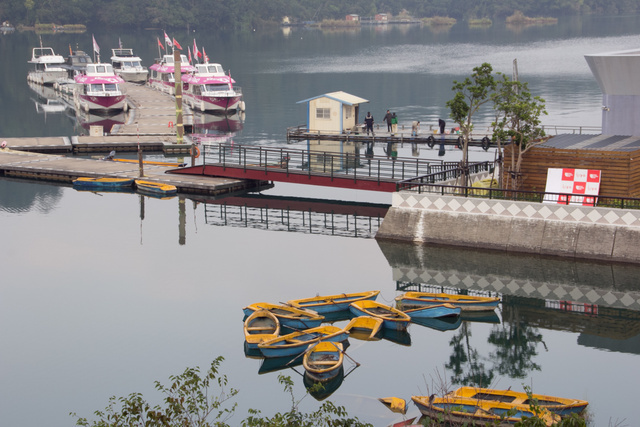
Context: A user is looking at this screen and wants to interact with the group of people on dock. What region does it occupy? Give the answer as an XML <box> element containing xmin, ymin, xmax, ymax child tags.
<box><xmin>364</xmin><ymin>110</ymin><xmax>399</xmax><ymax>136</ymax></box>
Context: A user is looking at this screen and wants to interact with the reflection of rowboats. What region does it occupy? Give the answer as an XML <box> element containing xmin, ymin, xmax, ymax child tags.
<box><xmin>450</xmin><ymin>387</ymin><xmax>588</xmax><ymax>417</ymax></box>
<box><xmin>287</xmin><ymin>290</ymin><xmax>380</xmax><ymax>314</ymax></box>
<box><xmin>243</xmin><ymin>302</ymin><xmax>324</xmax><ymax>330</ymax></box>
<box><xmin>381</xmin><ymin>327</ymin><xmax>411</xmax><ymax>346</ymax></box>
<box><xmin>342</xmin><ymin>316</ymin><xmax>383</xmax><ymax>340</ymax></box>
<box><xmin>257</xmin><ymin>325</ymin><xmax>348</xmax><ymax>358</ymax></box>
<box><xmin>349</xmin><ymin>300</ymin><xmax>411</xmax><ymax>331</ymax></box>
<box><xmin>243</xmin><ymin>309</ymin><xmax>280</xmax><ymax>350</ymax></box>
<box><xmin>411</xmin><ymin>315</ymin><xmax>462</xmax><ymax>332</ymax></box>
<box><xmin>303</xmin><ymin>341</ymin><xmax>344</xmax><ymax>382</ymax></box>
<box><xmin>411</xmin><ymin>395</ymin><xmax>560</xmax><ymax>426</ymax></box>
<box><xmin>303</xmin><ymin>366</ymin><xmax>345</xmax><ymax>401</ymax></box>
<box><xmin>401</xmin><ymin>303</ymin><xmax>461</xmax><ymax>319</ymax></box>
<box><xmin>73</xmin><ymin>177</ymin><xmax>134</xmax><ymax>189</ymax></box>
<box><xmin>396</xmin><ymin>292</ymin><xmax>500</xmax><ymax>312</ymax></box>
<box><xmin>258</xmin><ymin>354</ymin><xmax>303</xmax><ymax>374</ymax></box>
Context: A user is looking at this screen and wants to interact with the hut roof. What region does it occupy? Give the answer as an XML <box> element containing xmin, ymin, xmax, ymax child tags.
<box><xmin>540</xmin><ymin>134</ymin><xmax>640</xmax><ymax>152</ymax></box>
<box><xmin>297</xmin><ymin>91</ymin><xmax>369</xmax><ymax>106</ymax></box>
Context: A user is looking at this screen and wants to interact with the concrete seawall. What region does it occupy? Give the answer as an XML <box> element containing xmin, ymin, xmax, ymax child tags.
<box><xmin>376</xmin><ymin>192</ymin><xmax>640</xmax><ymax>264</ymax></box>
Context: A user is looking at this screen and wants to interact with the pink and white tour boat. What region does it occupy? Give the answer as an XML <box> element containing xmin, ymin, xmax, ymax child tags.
<box><xmin>148</xmin><ymin>54</ymin><xmax>195</xmax><ymax>95</ymax></box>
<box><xmin>182</xmin><ymin>62</ymin><xmax>244</xmax><ymax>114</ymax></box>
<box><xmin>73</xmin><ymin>63</ymin><xmax>127</xmax><ymax>113</ymax></box>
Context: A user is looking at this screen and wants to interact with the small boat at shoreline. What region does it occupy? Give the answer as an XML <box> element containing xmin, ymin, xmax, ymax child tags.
<box><xmin>183</xmin><ymin>62</ymin><xmax>244</xmax><ymax>113</ymax></box>
<box><xmin>149</xmin><ymin>53</ymin><xmax>196</xmax><ymax>95</ymax></box>
<box><xmin>450</xmin><ymin>386</ymin><xmax>588</xmax><ymax>417</ymax></box>
<box><xmin>243</xmin><ymin>309</ymin><xmax>280</xmax><ymax>350</ymax></box>
<box><xmin>349</xmin><ymin>300</ymin><xmax>411</xmax><ymax>331</ymax></box>
<box><xmin>135</xmin><ymin>180</ymin><xmax>178</xmax><ymax>196</ymax></box>
<box><xmin>303</xmin><ymin>341</ymin><xmax>344</xmax><ymax>382</ymax></box>
<box><xmin>257</xmin><ymin>325</ymin><xmax>348</xmax><ymax>358</ymax></box>
<box><xmin>243</xmin><ymin>302</ymin><xmax>324</xmax><ymax>330</ymax></box>
<box><xmin>74</xmin><ymin>63</ymin><xmax>127</xmax><ymax>113</ymax></box>
<box><xmin>287</xmin><ymin>290</ymin><xmax>380</xmax><ymax>314</ymax></box>
<box><xmin>395</xmin><ymin>292</ymin><xmax>500</xmax><ymax>312</ymax></box>
<box><xmin>411</xmin><ymin>394</ymin><xmax>560</xmax><ymax>426</ymax></box>
<box><xmin>27</xmin><ymin>46</ymin><xmax>67</xmax><ymax>85</ymax></box>
<box><xmin>111</xmin><ymin>48</ymin><xmax>148</xmax><ymax>83</ymax></box>
<box><xmin>401</xmin><ymin>303</ymin><xmax>461</xmax><ymax>320</ymax></box>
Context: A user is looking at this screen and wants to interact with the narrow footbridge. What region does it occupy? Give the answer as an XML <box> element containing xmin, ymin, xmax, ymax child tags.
<box><xmin>169</xmin><ymin>143</ymin><xmax>492</xmax><ymax>192</ymax></box>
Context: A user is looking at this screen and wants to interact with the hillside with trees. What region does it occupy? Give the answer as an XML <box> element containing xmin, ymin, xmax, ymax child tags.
<box><xmin>2</xmin><ymin>0</ymin><xmax>640</xmax><ymax>30</ymax></box>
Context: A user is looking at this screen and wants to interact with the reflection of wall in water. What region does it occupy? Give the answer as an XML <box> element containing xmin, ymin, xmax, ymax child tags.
<box><xmin>0</xmin><ymin>179</ymin><xmax>63</xmax><ymax>214</ymax></box>
<box><xmin>378</xmin><ymin>240</ymin><xmax>640</xmax><ymax>311</ymax></box>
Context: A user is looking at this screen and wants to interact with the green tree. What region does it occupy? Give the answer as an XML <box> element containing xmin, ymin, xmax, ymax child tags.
<box><xmin>446</xmin><ymin>62</ymin><xmax>497</xmax><ymax>187</ymax></box>
<box><xmin>491</xmin><ymin>73</ymin><xmax>547</xmax><ymax>191</ymax></box>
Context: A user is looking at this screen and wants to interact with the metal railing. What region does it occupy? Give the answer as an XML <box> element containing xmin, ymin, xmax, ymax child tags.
<box><xmin>201</xmin><ymin>143</ymin><xmax>467</xmax><ymax>183</ymax></box>
<box><xmin>395</xmin><ymin>180</ymin><xmax>640</xmax><ymax>210</ymax></box>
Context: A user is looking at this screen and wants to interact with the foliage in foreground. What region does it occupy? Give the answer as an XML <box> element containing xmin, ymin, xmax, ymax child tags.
<box><xmin>71</xmin><ymin>357</ymin><xmax>372</xmax><ymax>427</ymax></box>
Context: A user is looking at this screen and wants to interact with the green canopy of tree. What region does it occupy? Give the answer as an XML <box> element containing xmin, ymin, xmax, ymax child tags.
<box><xmin>3</xmin><ymin>0</ymin><xmax>640</xmax><ymax>29</ymax></box>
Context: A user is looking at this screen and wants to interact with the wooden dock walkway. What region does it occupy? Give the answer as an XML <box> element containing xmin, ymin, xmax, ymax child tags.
<box><xmin>0</xmin><ymin>148</ymin><xmax>270</xmax><ymax>195</ymax></box>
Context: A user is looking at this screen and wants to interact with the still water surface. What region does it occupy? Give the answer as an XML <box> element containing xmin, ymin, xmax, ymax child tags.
<box><xmin>1</xmin><ymin>16</ymin><xmax>640</xmax><ymax>426</ymax></box>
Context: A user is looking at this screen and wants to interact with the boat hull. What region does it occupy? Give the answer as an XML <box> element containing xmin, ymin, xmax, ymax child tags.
<box><xmin>257</xmin><ymin>326</ymin><xmax>348</xmax><ymax>358</ymax></box>
<box><xmin>75</xmin><ymin>93</ymin><xmax>127</xmax><ymax>113</ymax></box>
<box><xmin>117</xmin><ymin>70</ymin><xmax>149</xmax><ymax>83</ymax></box>
<box><xmin>403</xmin><ymin>303</ymin><xmax>461</xmax><ymax>319</ymax></box>
<box><xmin>348</xmin><ymin>301</ymin><xmax>411</xmax><ymax>331</ymax></box>
<box><xmin>303</xmin><ymin>341</ymin><xmax>343</xmax><ymax>382</ymax></box>
<box><xmin>27</xmin><ymin>70</ymin><xmax>68</xmax><ymax>85</ymax></box>
<box><xmin>287</xmin><ymin>290</ymin><xmax>380</xmax><ymax>314</ymax></box>
<box><xmin>184</xmin><ymin>93</ymin><xmax>243</xmax><ymax>113</ymax></box>
<box><xmin>135</xmin><ymin>180</ymin><xmax>178</xmax><ymax>196</ymax></box>
<box><xmin>72</xmin><ymin>177</ymin><xmax>134</xmax><ymax>189</ymax></box>
<box><xmin>396</xmin><ymin>292</ymin><xmax>500</xmax><ymax>312</ymax></box>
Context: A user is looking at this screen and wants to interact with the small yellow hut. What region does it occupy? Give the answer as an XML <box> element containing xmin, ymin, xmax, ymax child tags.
<box><xmin>297</xmin><ymin>91</ymin><xmax>369</xmax><ymax>134</ymax></box>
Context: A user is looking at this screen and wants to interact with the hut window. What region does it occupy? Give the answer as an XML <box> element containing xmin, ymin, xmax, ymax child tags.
<box><xmin>316</xmin><ymin>108</ymin><xmax>330</xmax><ymax>119</ymax></box>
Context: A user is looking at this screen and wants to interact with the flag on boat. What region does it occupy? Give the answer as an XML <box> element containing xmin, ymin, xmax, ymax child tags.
<box><xmin>164</xmin><ymin>31</ymin><xmax>172</xmax><ymax>47</ymax></box>
<box><xmin>157</xmin><ymin>37</ymin><xmax>165</xmax><ymax>51</ymax></box>
<box><xmin>172</xmin><ymin>38</ymin><xmax>182</xmax><ymax>50</ymax></box>
<box><xmin>228</xmin><ymin>70</ymin><xmax>233</xmax><ymax>89</ymax></box>
<box><xmin>92</xmin><ymin>34</ymin><xmax>100</xmax><ymax>54</ymax></box>
<box><xmin>118</xmin><ymin>37</ymin><xmax>123</xmax><ymax>49</ymax></box>
<box><xmin>193</xmin><ymin>39</ymin><xmax>200</xmax><ymax>60</ymax></box>
<box><xmin>202</xmin><ymin>46</ymin><xmax>209</xmax><ymax>63</ymax></box>
<box><xmin>188</xmin><ymin>46</ymin><xmax>192</xmax><ymax>64</ymax></box>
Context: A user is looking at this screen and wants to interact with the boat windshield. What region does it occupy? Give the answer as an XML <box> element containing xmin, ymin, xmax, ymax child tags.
<box><xmin>104</xmin><ymin>83</ymin><xmax>118</xmax><ymax>91</ymax></box>
<box><xmin>208</xmin><ymin>65</ymin><xmax>224</xmax><ymax>73</ymax></box>
<box><xmin>204</xmin><ymin>83</ymin><xmax>229</xmax><ymax>91</ymax></box>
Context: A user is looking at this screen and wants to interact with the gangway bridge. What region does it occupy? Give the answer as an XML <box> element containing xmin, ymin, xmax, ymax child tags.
<box><xmin>169</xmin><ymin>143</ymin><xmax>493</xmax><ymax>192</ymax></box>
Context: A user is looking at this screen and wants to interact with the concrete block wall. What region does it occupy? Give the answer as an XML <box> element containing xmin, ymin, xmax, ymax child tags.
<box><xmin>376</xmin><ymin>192</ymin><xmax>640</xmax><ymax>264</ymax></box>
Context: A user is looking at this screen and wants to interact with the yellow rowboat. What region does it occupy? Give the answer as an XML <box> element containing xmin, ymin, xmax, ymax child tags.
<box><xmin>349</xmin><ymin>300</ymin><xmax>411</xmax><ymax>331</ymax></box>
<box><xmin>287</xmin><ymin>290</ymin><xmax>380</xmax><ymax>314</ymax></box>
<box><xmin>450</xmin><ymin>386</ymin><xmax>588</xmax><ymax>417</ymax></box>
<box><xmin>72</xmin><ymin>177</ymin><xmax>134</xmax><ymax>189</ymax></box>
<box><xmin>243</xmin><ymin>309</ymin><xmax>280</xmax><ymax>350</ymax></box>
<box><xmin>342</xmin><ymin>316</ymin><xmax>383</xmax><ymax>340</ymax></box>
<box><xmin>257</xmin><ymin>325</ymin><xmax>348</xmax><ymax>358</ymax></box>
<box><xmin>110</xmin><ymin>158</ymin><xmax>186</xmax><ymax>167</ymax></box>
<box><xmin>396</xmin><ymin>292</ymin><xmax>500</xmax><ymax>312</ymax></box>
<box><xmin>411</xmin><ymin>395</ymin><xmax>560</xmax><ymax>426</ymax></box>
<box><xmin>303</xmin><ymin>341</ymin><xmax>344</xmax><ymax>382</ymax></box>
<box><xmin>135</xmin><ymin>179</ymin><xmax>177</xmax><ymax>196</ymax></box>
<box><xmin>378</xmin><ymin>397</ymin><xmax>407</xmax><ymax>414</ymax></box>
<box><xmin>243</xmin><ymin>302</ymin><xmax>324</xmax><ymax>330</ymax></box>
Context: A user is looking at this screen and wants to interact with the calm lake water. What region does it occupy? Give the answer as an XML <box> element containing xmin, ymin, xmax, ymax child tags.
<box><xmin>1</xmin><ymin>15</ymin><xmax>640</xmax><ymax>426</ymax></box>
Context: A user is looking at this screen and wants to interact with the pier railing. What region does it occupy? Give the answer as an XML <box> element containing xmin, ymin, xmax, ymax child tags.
<box><xmin>396</xmin><ymin>179</ymin><xmax>640</xmax><ymax>209</ymax></box>
<box><xmin>201</xmin><ymin>143</ymin><xmax>464</xmax><ymax>183</ymax></box>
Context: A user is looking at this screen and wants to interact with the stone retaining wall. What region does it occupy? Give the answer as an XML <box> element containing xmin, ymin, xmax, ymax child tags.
<box><xmin>376</xmin><ymin>192</ymin><xmax>640</xmax><ymax>264</ymax></box>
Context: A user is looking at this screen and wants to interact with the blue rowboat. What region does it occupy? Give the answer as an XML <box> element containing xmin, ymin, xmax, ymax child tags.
<box><xmin>73</xmin><ymin>177</ymin><xmax>134</xmax><ymax>189</ymax></box>
<box><xmin>242</xmin><ymin>302</ymin><xmax>324</xmax><ymax>330</ymax></box>
<box><xmin>303</xmin><ymin>341</ymin><xmax>344</xmax><ymax>382</ymax></box>
<box><xmin>395</xmin><ymin>292</ymin><xmax>500</xmax><ymax>312</ymax></box>
<box><xmin>401</xmin><ymin>303</ymin><xmax>461</xmax><ymax>320</ymax></box>
<box><xmin>287</xmin><ymin>290</ymin><xmax>380</xmax><ymax>314</ymax></box>
<box><xmin>348</xmin><ymin>300</ymin><xmax>411</xmax><ymax>331</ymax></box>
<box><xmin>258</xmin><ymin>325</ymin><xmax>348</xmax><ymax>358</ymax></box>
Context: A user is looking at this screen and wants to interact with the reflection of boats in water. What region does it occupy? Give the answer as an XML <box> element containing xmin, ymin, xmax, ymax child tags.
<box><xmin>189</xmin><ymin>111</ymin><xmax>244</xmax><ymax>145</ymax></box>
<box><xmin>75</xmin><ymin>109</ymin><xmax>127</xmax><ymax>134</ymax></box>
<box><xmin>257</xmin><ymin>354</ymin><xmax>303</xmax><ymax>375</ymax></box>
<box><xmin>411</xmin><ymin>315</ymin><xmax>462</xmax><ymax>332</ymax></box>
<box><xmin>27</xmin><ymin>46</ymin><xmax>67</xmax><ymax>85</ymax></box>
<box><xmin>303</xmin><ymin>366</ymin><xmax>345</xmax><ymax>401</ymax></box>
<box><xmin>381</xmin><ymin>327</ymin><xmax>411</xmax><ymax>346</ymax></box>
<box><xmin>110</xmin><ymin>48</ymin><xmax>148</xmax><ymax>83</ymax></box>
<box><xmin>28</xmin><ymin>82</ymin><xmax>67</xmax><ymax>115</ymax></box>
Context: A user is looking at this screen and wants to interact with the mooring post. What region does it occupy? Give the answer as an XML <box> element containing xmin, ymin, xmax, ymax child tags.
<box><xmin>174</xmin><ymin>49</ymin><xmax>184</xmax><ymax>144</ymax></box>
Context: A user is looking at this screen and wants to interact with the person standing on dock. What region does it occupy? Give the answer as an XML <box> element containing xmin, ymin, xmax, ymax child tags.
<box><xmin>411</xmin><ymin>120</ymin><xmax>420</xmax><ymax>136</ymax></box>
<box><xmin>383</xmin><ymin>110</ymin><xmax>393</xmax><ymax>132</ymax></box>
<box><xmin>365</xmin><ymin>112</ymin><xmax>375</xmax><ymax>136</ymax></box>
<box><xmin>391</xmin><ymin>112</ymin><xmax>398</xmax><ymax>134</ymax></box>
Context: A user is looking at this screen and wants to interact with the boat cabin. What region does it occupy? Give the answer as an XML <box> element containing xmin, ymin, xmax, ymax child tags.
<box><xmin>111</xmin><ymin>48</ymin><xmax>144</xmax><ymax>70</ymax></box>
<box><xmin>297</xmin><ymin>91</ymin><xmax>369</xmax><ymax>134</ymax></box>
<box><xmin>194</xmin><ymin>63</ymin><xmax>225</xmax><ymax>76</ymax></box>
